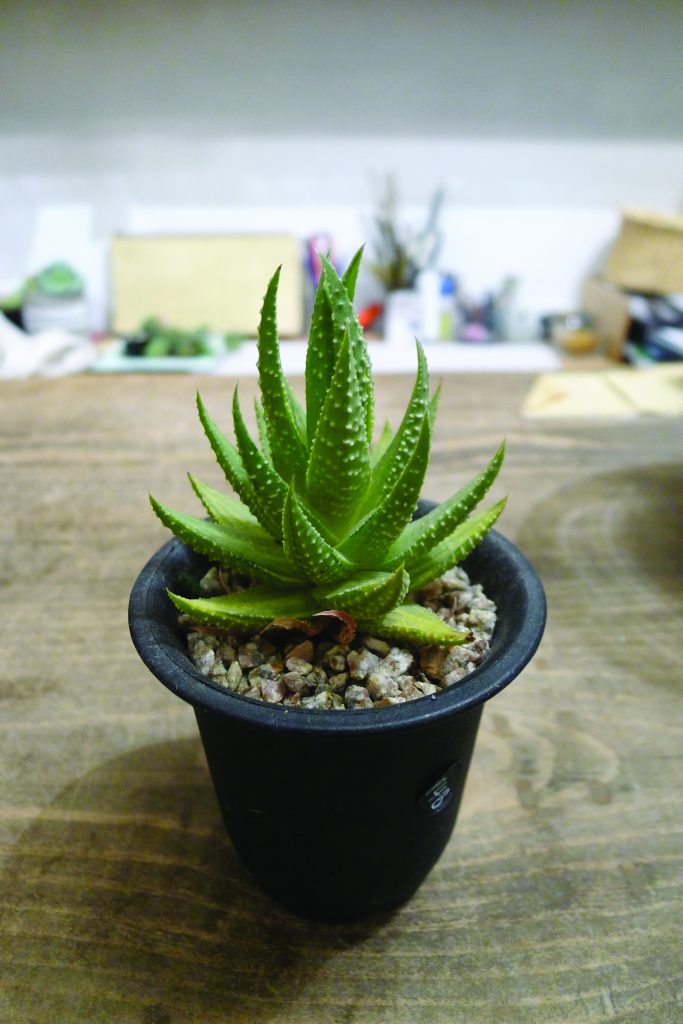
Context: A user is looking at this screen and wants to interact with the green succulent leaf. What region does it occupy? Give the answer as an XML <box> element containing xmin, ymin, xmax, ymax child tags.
<box><xmin>428</xmin><ymin>380</ymin><xmax>442</xmax><ymax>429</ymax></box>
<box><xmin>150</xmin><ymin>496</ymin><xmax>303</xmax><ymax>584</ymax></box>
<box><xmin>313</xmin><ymin>565</ymin><xmax>409</xmax><ymax>619</ymax></box>
<box><xmin>341</xmin><ymin>245</ymin><xmax>364</xmax><ymax>302</ymax></box>
<box><xmin>232</xmin><ymin>386</ymin><xmax>287</xmax><ymax>540</ymax></box>
<box><xmin>360</xmin><ymin>604</ymin><xmax>471</xmax><ymax>646</ymax></box>
<box><xmin>188</xmin><ymin>474</ymin><xmax>262</xmax><ymax>536</ymax></box>
<box><xmin>254</xmin><ymin>399</ymin><xmax>272</xmax><ymax>462</ymax></box>
<box><xmin>305</xmin><ymin>272</ymin><xmax>337</xmax><ymax>443</ymax></box>
<box><xmin>371</xmin><ymin>418</ymin><xmax>393</xmax><ymax>465</ymax></box>
<box><xmin>306</xmin><ymin>326</ymin><xmax>371</xmax><ymax>530</ymax></box>
<box><xmin>168</xmin><ymin>584</ymin><xmax>317</xmax><ymax>631</ymax></box>
<box><xmin>364</xmin><ymin>341</ymin><xmax>429</xmax><ymax>509</ymax></box>
<box><xmin>386</xmin><ymin>442</ymin><xmax>506</xmax><ymax>568</ymax></box>
<box><xmin>304</xmin><ymin>246</ymin><xmax>365</xmax><ymax>444</ymax></box>
<box><xmin>196</xmin><ymin>392</ymin><xmax>257</xmax><ymax>512</ymax></box>
<box><xmin>284</xmin><ymin>379</ymin><xmax>307</xmax><ymax>444</ymax></box>
<box><xmin>407</xmin><ymin>498</ymin><xmax>507</xmax><ymax>589</ymax></box>
<box><xmin>282</xmin><ymin>486</ymin><xmax>354</xmax><ymax>584</ymax></box>
<box><xmin>256</xmin><ymin>267</ymin><xmax>308</xmax><ymax>480</ymax></box>
<box><xmin>340</xmin><ymin>410</ymin><xmax>431</xmax><ymax>565</ymax></box>
<box><xmin>320</xmin><ymin>254</ymin><xmax>374</xmax><ymax>444</ymax></box>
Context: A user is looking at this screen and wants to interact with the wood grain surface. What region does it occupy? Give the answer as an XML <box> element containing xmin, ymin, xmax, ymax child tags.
<box><xmin>0</xmin><ymin>373</ymin><xmax>681</xmax><ymax>1024</ymax></box>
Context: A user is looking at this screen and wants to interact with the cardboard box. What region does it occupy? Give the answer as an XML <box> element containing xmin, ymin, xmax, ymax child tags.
<box><xmin>581</xmin><ymin>276</ymin><xmax>631</xmax><ymax>360</ymax></box>
<box><xmin>603</xmin><ymin>209</ymin><xmax>683</xmax><ymax>296</ymax></box>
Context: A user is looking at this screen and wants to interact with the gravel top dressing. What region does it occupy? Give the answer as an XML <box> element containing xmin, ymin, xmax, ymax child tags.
<box><xmin>182</xmin><ymin>564</ymin><xmax>497</xmax><ymax>710</ymax></box>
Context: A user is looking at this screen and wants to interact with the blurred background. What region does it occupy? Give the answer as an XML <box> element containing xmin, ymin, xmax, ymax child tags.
<box><xmin>1</xmin><ymin>0</ymin><xmax>682</xmax><ymax>377</ymax></box>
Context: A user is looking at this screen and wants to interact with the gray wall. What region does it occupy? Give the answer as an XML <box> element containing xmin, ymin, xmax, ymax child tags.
<box><xmin>2</xmin><ymin>0</ymin><xmax>681</xmax><ymax>139</ymax></box>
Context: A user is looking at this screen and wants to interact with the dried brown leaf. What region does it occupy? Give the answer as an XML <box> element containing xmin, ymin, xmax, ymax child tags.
<box><xmin>312</xmin><ymin>609</ymin><xmax>358</xmax><ymax>644</ymax></box>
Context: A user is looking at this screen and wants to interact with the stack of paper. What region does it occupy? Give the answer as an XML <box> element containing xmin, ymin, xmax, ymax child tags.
<box><xmin>523</xmin><ymin>364</ymin><xmax>683</xmax><ymax>418</ymax></box>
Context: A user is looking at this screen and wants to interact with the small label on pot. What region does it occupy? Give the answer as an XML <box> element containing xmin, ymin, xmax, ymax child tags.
<box><xmin>420</xmin><ymin>774</ymin><xmax>454</xmax><ymax>815</ymax></box>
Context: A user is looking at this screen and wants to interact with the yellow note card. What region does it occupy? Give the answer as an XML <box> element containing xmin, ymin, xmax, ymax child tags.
<box><xmin>524</xmin><ymin>365</ymin><xmax>683</xmax><ymax>418</ymax></box>
<box><xmin>523</xmin><ymin>372</ymin><xmax>636</xmax><ymax>418</ymax></box>
<box><xmin>606</xmin><ymin>365</ymin><xmax>683</xmax><ymax>416</ymax></box>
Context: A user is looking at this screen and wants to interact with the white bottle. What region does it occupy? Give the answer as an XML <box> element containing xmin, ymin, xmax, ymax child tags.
<box><xmin>417</xmin><ymin>270</ymin><xmax>440</xmax><ymax>343</ymax></box>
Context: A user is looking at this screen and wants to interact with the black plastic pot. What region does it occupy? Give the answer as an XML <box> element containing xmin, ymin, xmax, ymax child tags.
<box><xmin>129</xmin><ymin>501</ymin><xmax>546</xmax><ymax>921</ymax></box>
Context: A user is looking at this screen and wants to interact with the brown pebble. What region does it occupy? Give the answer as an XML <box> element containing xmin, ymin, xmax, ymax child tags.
<box><xmin>281</xmin><ymin>670</ymin><xmax>311</xmax><ymax>694</ymax></box>
<box><xmin>248</xmin><ymin>665</ymin><xmax>279</xmax><ymax>687</ymax></box>
<box><xmin>347</xmin><ymin>649</ymin><xmax>381</xmax><ymax>681</ymax></box>
<box><xmin>397</xmin><ymin>675</ymin><xmax>418</xmax><ymax>697</ymax></box>
<box><xmin>285</xmin><ymin>655</ymin><xmax>313</xmax><ymax>675</ymax></box>
<box><xmin>323</xmin><ymin>644</ymin><xmax>350</xmax><ymax>673</ymax></box>
<box><xmin>260</xmin><ymin>678</ymin><xmax>287</xmax><ymax>703</ymax></box>
<box><xmin>287</xmin><ymin>639</ymin><xmax>314</xmax><ymax>663</ymax></box>
<box><xmin>307</xmin><ymin>666</ymin><xmax>328</xmax><ymax>691</ymax></box>
<box><xmin>442</xmin><ymin>668</ymin><xmax>466</xmax><ymax>687</ymax></box>
<box><xmin>225</xmin><ymin>660</ymin><xmax>243</xmax><ymax>691</ymax></box>
<box><xmin>420</xmin><ymin>645</ymin><xmax>448</xmax><ymax>679</ymax></box>
<box><xmin>328</xmin><ymin>672</ymin><xmax>349</xmax><ymax>693</ymax></box>
<box><xmin>366</xmin><ymin>668</ymin><xmax>400</xmax><ymax>701</ymax></box>
<box><xmin>363</xmin><ymin>635</ymin><xmax>391</xmax><ymax>657</ymax></box>
<box><xmin>383</xmin><ymin>647</ymin><xmax>414</xmax><ymax>677</ymax></box>
<box><xmin>344</xmin><ymin>685</ymin><xmax>373</xmax><ymax>709</ymax></box>
<box><xmin>238</xmin><ymin>643</ymin><xmax>265</xmax><ymax>669</ymax></box>
<box><xmin>443</xmin><ymin>646</ymin><xmax>471</xmax><ymax>674</ymax></box>
<box><xmin>301</xmin><ymin>691</ymin><xmax>334</xmax><ymax>709</ymax></box>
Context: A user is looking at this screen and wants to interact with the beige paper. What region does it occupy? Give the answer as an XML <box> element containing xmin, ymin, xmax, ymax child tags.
<box><xmin>606</xmin><ymin>365</ymin><xmax>683</xmax><ymax>417</ymax></box>
<box><xmin>523</xmin><ymin>372</ymin><xmax>636</xmax><ymax>419</ymax></box>
<box><xmin>111</xmin><ymin>235</ymin><xmax>304</xmax><ymax>336</ymax></box>
<box><xmin>524</xmin><ymin>365</ymin><xmax>683</xmax><ymax>419</ymax></box>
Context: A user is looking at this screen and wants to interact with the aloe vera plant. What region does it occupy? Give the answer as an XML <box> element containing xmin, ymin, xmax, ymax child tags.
<box><xmin>151</xmin><ymin>249</ymin><xmax>506</xmax><ymax>647</ymax></box>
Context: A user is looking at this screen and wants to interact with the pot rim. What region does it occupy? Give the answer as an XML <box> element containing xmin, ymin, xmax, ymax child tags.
<box><xmin>129</xmin><ymin>515</ymin><xmax>546</xmax><ymax>737</ymax></box>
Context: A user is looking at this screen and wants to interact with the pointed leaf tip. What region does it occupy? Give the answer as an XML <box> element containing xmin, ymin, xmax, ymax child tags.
<box><xmin>256</xmin><ymin>267</ymin><xmax>307</xmax><ymax>481</ymax></box>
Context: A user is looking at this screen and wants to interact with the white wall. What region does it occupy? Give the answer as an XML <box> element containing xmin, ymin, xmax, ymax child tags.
<box><xmin>1</xmin><ymin>1</ymin><xmax>682</xmax><ymax>330</ymax></box>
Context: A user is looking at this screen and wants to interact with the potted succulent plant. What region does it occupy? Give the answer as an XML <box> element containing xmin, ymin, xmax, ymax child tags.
<box><xmin>129</xmin><ymin>249</ymin><xmax>545</xmax><ymax>921</ymax></box>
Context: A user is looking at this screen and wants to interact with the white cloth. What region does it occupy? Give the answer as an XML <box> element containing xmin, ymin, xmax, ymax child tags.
<box><xmin>0</xmin><ymin>312</ymin><xmax>97</xmax><ymax>379</ymax></box>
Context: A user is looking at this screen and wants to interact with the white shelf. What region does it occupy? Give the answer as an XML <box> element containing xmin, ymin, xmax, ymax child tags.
<box><xmin>214</xmin><ymin>340</ymin><xmax>561</xmax><ymax>376</ymax></box>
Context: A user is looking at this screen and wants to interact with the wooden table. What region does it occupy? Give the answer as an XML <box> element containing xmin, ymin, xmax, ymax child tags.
<box><xmin>1</xmin><ymin>374</ymin><xmax>681</xmax><ymax>1024</ymax></box>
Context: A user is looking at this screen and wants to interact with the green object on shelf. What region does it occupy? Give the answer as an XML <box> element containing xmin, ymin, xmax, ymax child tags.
<box><xmin>0</xmin><ymin>287</ymin><xmax>24</xmax><ymax>312</ymax></box>
<box><xmin>33</xmin><ymin>263</ymin><xmax>84</xmax><ymax>299</ymax></box>
<box><xmin>124</xmin><ymin>317</ymin><xmax>243</xmax><ymax>359</ymax></box>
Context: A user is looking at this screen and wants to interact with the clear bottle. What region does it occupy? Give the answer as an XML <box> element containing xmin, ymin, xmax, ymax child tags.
<box><xmin>438</xmin><ymin>275</ymin><xmax>458</xmax><ymax>341</ymax></box>
<box><xmin>417</xmin><ymin>269</ymin><xmax>441</xmax><ymax>342</ymax></box>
